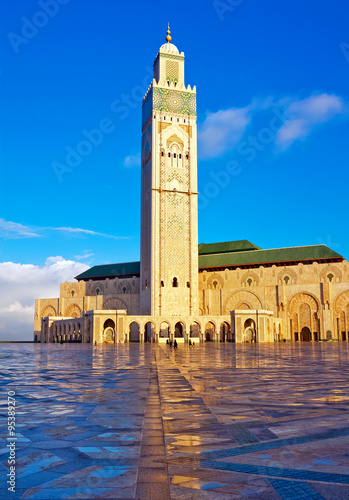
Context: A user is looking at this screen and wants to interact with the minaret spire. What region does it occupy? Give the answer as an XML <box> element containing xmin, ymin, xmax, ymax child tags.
<box><xmin>166</xmin><ymin>24</ymin><xmax>172</xmax><ymax>43</ymax></box>
<box><xmin>140</xmin><ymin>29</ymin><xmax>198</xmax><ymax>316</ymax></box>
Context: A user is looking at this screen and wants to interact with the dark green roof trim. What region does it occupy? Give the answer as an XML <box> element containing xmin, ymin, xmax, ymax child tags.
<box><xmin>198</xmin><ymin>240</ymin><xmax>260</xmax><ymax>255</ymax></box>
<box><xmin>75</xmin><ymin>261</ymin><xmax>140</xmax><ymax>281</ymax></box>
<box><xmin>199</xmin><ymin>245</ymin><xmax>343</xmax><ymax>270</ymax></box>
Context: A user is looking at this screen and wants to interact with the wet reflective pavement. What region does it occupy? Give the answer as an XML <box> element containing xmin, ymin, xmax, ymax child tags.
<box><xmin>1</xmin><ymin>343</ymin><xmax>349</xmax><ymax>499</ymax></box>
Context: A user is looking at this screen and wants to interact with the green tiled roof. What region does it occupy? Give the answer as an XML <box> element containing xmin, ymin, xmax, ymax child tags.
<box><xmin>198</xmin><ymin>240</ymin><xmax>260</xmax><ymax>255</ymax></box>
<box><xmin>198</xmin><ymin>245</ymin><xmax>343</xmax><ymax>270</ymax></box>
<box><xmin>75</xmin><ymin>261</ymin><xmax>140</xmax><ymax>280</ymax></box>
<box><xmin>75</xmin><ymin>243</ymin><xmax>344</xmax><ymax>281</ymax></box>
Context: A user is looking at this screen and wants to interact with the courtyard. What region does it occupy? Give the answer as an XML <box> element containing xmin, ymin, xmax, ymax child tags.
<box><xmin>1</xmin><ymin>343</ymin><xmax>349</xmax><ymax>499</ymax></box>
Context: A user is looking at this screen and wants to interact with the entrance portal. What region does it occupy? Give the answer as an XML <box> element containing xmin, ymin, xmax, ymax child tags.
<box><xmin>129</xmin><ymin>322</ymin><xmax>140</xmax><ymax>342</ymax></box>
<box><xmin>301</xmin><ymin>327</ymin><xmax>311</xmax><ymax>342</ymax></box>
<box><xmin>175</xmin><ymin>322</ymin><xmax>183</xmax><ymax>338</ymax></box>
<box><xmin>205</xmin><ymin>322</ymin><xmax>215</xmax><ymax>341</ymax></box>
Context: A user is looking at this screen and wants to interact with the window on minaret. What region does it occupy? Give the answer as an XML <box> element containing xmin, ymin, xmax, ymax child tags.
<box><xmin>168</xmin><ymin>153</ymin><xmax>171</xmax><ymax>157</ymax></box>
<box><xmin>187</xmin><ymin>282</ymin><xmax>190</xmax><ymax>288</ymax></box>
<box><xmin>173</xmin><ymin>277</ymin><xmax>178</xmax><ymax>287</ymax></box>
<box><xmin>174</xmin><ymin>153</ymin><xmax>176</xmax><ymax>158</ymax></box>
<box><xmin>161</xmin><ymin>280</ymin><xmax>164</xmax><ymax>287</ymax></box>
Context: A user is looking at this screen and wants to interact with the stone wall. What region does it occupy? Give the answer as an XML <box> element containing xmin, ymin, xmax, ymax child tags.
<box><xmin>201</xmin><ymin>260</ymin><xmax>349</xmax><ymax>341</ymax></box>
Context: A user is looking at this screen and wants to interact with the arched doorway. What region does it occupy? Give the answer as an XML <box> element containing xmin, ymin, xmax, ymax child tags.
<box><xmin>244</xmin><ymin>319</ymin><xmax>256</xmax><ymax>343</ymax></box>
<box><xmin>290</xmin><ymin>293</ymin><xmax>319</xmax><ymax>342</ymax></box>
<box><xmin>220</xmin><ymin>322</ymin><xmax>230</xmax><ymax>342</ymax></box>
<box><xmin>144</xmin><ymin>322</ymin><xmax>155</xmax><ymax>342</ymax></box>
<box><xmin>129</xmin><ymin>322</ymin><xmax>140</xmax><ymax>342</ymax></box>
<box><xmin>159</xmin><ymin>322</ymin><xmax>170</xmax><ymax>339</ymax></box>
<box><xmin>301</xmin><ymin>327</ymin><xmax>311</xmax><ymax>342</ymax></box>
<box><xmin>190</xmin><ymin>322</ymin><xmax>200</xmax><ymax>339</ymax></box>
<box><xmin>103</xmin><ymin>319</ymin><xmax>115</xmax><ymax>343</ymax></box>
<box><xmin>175</xmin><ymin>322</ymin><xmax>184</xmax><ymax>338</ymax></box>
<box><xmin>205</xmin><ymin>322</ymin><xmax>215</xmax><ymax>341</ymax></box>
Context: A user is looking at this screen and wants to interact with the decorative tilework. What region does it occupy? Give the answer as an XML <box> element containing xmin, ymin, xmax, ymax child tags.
<box><xmin>153</xmin><ymin>87</ymin><xmax>196</xmax><ymax>116</ymax></box>
<box><xmin>159</xmin><ymin>53</ymin><xmax>184</xmax><ymax>61</ymax></box>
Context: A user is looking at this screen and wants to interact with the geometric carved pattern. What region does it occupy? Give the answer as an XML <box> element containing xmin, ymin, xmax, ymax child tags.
<box><xmin>103</xmin><ymin>298</ymin><xmax>127</xmax><ymax>312</ymax></box>
<box><xmin>166</xmin><ymin>60</ymin><xmax>179</xmax><ymax>82</ymax></box>
<box><xmin>65</xmin><ymin>304</ymin><xmax>82</xmax><ymax>318</ymax></box>
<box><xmin>167</xmin><ymin>134</ymin><xmax>184</xmax><ymax>149</ymax></box>
<box><xmin>161</xmin><ymin>194</ymin><xmax>190</xmax><ymax>274</ymax></box>
<box><xmin>167</xmin><ymin>170</ymin><xmax>183</xmax><ymax>184</ymax></box>
<box><xmin>41</xmin><ymin>306</ymin><xmax>57</xmax><ymax>317</ymax></box>
<box><xmin>335</xmin><ymin>290</ymin><xmax>349</xmax><ymax>313</ymax></box>
<box><xmin>153</xmin><ymin>87</ymin><xmax>196</xmax><ymax>116</ymax></box>
<box><xmin>235</xmin><ymin>302</ymin><xmax>251</xmax><ymax>310</ymax></box>
<box><xmin>299</xmin><ymin>303</ymin><xmax>311</xmax><ymax>329</ymax></box>
<box><xmin>289</xmin><ymin>293</ymin><xmax>319</xmax><ymax>314</ymax></box>
<box><xmin>223</xmin><ymin>290</ymin><xmax>263</xmax><ymax>314</ymax></box>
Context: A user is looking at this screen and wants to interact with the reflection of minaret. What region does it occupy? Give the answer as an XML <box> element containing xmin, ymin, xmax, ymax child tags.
<box><xmin>140</xmin><ymin>27</ymin><xmax>199</xmax><ymax>316</ymax></box>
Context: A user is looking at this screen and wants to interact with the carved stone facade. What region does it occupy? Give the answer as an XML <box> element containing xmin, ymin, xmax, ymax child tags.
<box><xmin>34</xmin><ymin>32</ymin><xmax>349</xmax><ymax>345</ymax></box>
<box><xmin>140</xmin><ymin>37</ymin><xmax>198</xmax><ymax>316</ymax></box>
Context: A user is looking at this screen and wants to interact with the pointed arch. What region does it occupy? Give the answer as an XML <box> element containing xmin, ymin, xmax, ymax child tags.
<box><xmin>103</xmin><ymin>297</ymin><xmax>127</xmax><ymax>311</ymax></box>
<box><xmin>41</xmin><ymin>306</ymin><xmax>57</xmax><ymax>318</ymax></box>
<box><xmin>224</xmin><ymin>290</ymin><xmax>263</xmax><ymax>314</ymax></box>
<box><xmin>65</xmin><ymin>304</ymin><xmax>82</xmax><ymax>318</ymax></box>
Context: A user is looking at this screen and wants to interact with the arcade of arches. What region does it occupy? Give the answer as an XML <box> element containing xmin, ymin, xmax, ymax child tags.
<box><xmin>38</xmin><ymin>287</ymin><xmax>349</xmax><ymax>344</ymax></box>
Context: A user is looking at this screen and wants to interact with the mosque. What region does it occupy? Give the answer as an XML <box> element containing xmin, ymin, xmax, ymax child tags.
<box><xmin>34</xmin><ymin>28</ymin><xmax>349</xmax><ymax>344</ymax></box>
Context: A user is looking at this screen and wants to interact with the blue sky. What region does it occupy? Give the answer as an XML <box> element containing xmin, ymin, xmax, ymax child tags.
<box><xmin>0</xmin><ymin>0</ymin><xmax>348</xmax><ymax>339</ymax></box>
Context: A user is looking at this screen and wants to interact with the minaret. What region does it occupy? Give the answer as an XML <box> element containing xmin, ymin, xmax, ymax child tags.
<box><xmin>140</xmin><ymin>27</ymin><xmax>199</xmax><ymax>316</ymax></box>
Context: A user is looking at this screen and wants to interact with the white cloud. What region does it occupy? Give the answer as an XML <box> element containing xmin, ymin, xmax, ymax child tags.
<box><xmin>75</xmin><ymin>252</ymin><xmax>94</xmax><ymax>260</ymax></box>
<box><xmin>0</xmin><ymin>218</ymin><xmax>41</xmax><ymax>239</ymax></box>
<box><xmin>51</xmin><ymin>227</ymin><xmax>126</xmax><ymax>240</ymax></box>
<box><xmin>0</xmin><ymin>219</ymin><xmax>127</xmax><ymax>240</ymax></box>
<box><xmin>0</xmin><ymin>257</ymin><xmax>89</xmax><ymax>341</ymax></box>
<box><xmin>197</xmin><ymin>93</ymin><xmax>347</xmax><ymax>159</ymax></box>
<box><xmin>124</xmin><ymin>153</ymin><xmax>141</xmax><ymax>167</ymax></box>
<box><xmin>276</xmin><ymin>93</ymin><xmax>346</xmax><ymax>149</ymax></box>
<box><xmin>198</xmin><ymin>106</ymin><xmax>252</xmax><ymax>159</ymax></box>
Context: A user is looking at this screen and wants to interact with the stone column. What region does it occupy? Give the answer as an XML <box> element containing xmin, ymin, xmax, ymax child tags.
<box><xmin>116</xmin><ymin>310</ymin><xmax>127</xmax><ymax>343</ymax></box>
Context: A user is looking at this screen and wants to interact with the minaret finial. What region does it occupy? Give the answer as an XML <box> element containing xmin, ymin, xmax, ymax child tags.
<box><xmin>166</xmin><ymin>24</ymin><xmax>172</xmax><ymax>43</ymax></box>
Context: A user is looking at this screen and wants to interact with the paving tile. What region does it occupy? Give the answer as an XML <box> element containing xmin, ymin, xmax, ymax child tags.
<box><xmin>1</xmin><ymin>343</ymin><xmax>349</xmax><ymax>499</ymax></box>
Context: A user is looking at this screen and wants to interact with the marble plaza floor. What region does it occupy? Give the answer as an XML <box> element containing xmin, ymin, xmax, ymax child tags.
<box><xmin>1</xmin><ymin>343</ymin><xmax>349</xmax><ymax>499</ymax></box>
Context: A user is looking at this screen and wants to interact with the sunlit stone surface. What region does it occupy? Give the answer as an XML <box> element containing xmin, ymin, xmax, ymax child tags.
<box><xmin>1</xmin><ymin>343</ymin><xmax>349</xmax><ymax>499</ymax></box>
